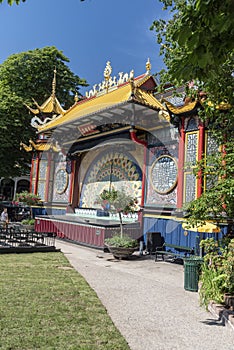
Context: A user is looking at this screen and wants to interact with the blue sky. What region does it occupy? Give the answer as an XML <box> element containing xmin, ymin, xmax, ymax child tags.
<box><xmin>0</xmin><ymin>0</ymin><xmax>167</xmax><ymax>95</ymax></box>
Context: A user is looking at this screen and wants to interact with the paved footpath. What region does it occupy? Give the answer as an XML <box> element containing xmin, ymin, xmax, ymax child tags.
<box><xmin>56</xmin><ymin>240</ymin><xmax>234</xmax><ymax>350</ymax></box>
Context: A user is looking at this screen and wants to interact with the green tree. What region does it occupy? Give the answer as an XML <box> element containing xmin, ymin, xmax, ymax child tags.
<box><xmin>0</xmin><ymin>0</ymin><xmax>26</xmax><ymax>4</ymax></box>
<box><xmin>151</xmin><ymin>0</ymin><xmax>234</xmax><ymax>84</ymax></box>
<box><xmin>0</xmin><ymin>46</ymin><xmax>87</xmax><ymax>177</ymax></box>
<box><xmin>96</xmin><ymin>188</ymin><xmax>138</xmax><ymax>237</ymax></box>
<box><xmin>151</xmin><ymin>0</ymin><xmax>234</xmax><ymax>227</ymax></box>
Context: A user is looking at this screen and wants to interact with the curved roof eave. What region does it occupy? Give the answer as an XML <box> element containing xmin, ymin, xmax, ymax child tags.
<box><xmin>38</xmin><ymin>82</ymin><xmax>165</xmax><ymax>134</ymax></box>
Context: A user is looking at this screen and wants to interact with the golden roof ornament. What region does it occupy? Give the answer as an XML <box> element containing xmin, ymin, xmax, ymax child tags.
<box><xmin>25</xmin><ymin>68</ymin><xmax>67</xmax><ymax>128</ymax></box>
<box><xmin>85</xmin><ymin>61</ymin><xmax>147</xmax><ymax>98</ymax></box>
<box><xmin>129</xmin><ymin>69</ymin><xmax>135</xmax><ymax>95</ymax></box>
<box><xmin>52</xmin><ymin>68</ymin><xmax>57</xmax><ymax>96</ymax></box>
<box><xmin>20</xmin><ymin>139</ymin><xmax>60</xmax><ymax>152</ymax></box>
<box><xmin>146</xmin><ymin>58</ymin><xmax>151</xmax><ymax>74</ymax></box>
<box><xmin>104</xmin><ymin>61</ymin><xmax>112</xmax><ymax>81</ymax></box>
<box><xmin>104</xmin><ymin>61</ymin><xmax>112</xmax><ymax>92</ymax></box>
<box><xmin>74</xmin><ymin>92</ymin><xmax>79</xmax><ymax>103</ymax></box>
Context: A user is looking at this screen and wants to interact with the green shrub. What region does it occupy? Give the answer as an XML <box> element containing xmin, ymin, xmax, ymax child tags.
<box><xmin>199</xmin><ymin>237</ymin><xmax>234</xmax><ymax>308</ymax></box>
<box><xmin>21</xmin><ymin>218</ymin><xmax>35</xmax><ymax>226</ymax></box>
<box><xmin>105</xmin><ymin>234</ymin><xmax>138</xmax><ymax>248</ymax></box>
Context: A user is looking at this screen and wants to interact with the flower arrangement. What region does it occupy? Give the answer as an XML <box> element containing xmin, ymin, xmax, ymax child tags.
<box><xmin>15</xmin><ymin>191</ymin><xmax>42</xmax><ymax>206</ymax></box>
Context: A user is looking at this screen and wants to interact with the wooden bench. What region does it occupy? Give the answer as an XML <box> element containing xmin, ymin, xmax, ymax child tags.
<box><xmin>155</xmin><ymin>243</ymin><xmax>194</xmax><ymax>262</ymax></box>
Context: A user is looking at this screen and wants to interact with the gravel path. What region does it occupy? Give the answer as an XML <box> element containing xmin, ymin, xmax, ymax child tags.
<box><xmin>56</xmin><ymin>240</ymin><xmax>234</xmax><ymax>350</ymax></box>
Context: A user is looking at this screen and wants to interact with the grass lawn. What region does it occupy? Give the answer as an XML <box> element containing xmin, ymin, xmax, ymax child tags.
<box><xmin>0</xmin><ymin>252</ymin><xmax>130</xmax><ymax>350</ymax></box>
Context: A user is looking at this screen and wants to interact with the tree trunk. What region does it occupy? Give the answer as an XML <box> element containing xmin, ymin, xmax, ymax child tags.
<box><xmin>119</xmin><ymin>212</ymin><xmax>123</xmax><ymax>238</ymax></box>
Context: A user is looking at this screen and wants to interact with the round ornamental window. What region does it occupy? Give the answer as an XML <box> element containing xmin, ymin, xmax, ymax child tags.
<box><xmin>55</xmin><ymin>168</ymin><xmax>68</xmax><ymax>194</ymax></box>
<box><xmin>150</xmin><ymin>155</ymin><xmax>178</xmax><ymax>194</ymax></box>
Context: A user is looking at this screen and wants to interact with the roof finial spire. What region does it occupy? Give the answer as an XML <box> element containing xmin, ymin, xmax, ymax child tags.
<box><xmin>74</xmin><ymin>92</ymin><xmax>79</xmax><ymax>103</ymax></box>
<box><xmin>146</xmin><ymin>58</ymin><xmax>151</xmax><ymax>74</ymax></box>
<box><xmin>129</xmin><ymin>69</ymin><xmax>135</xmax><ymax>95</ymax></box>
<box><xmin>104</xmin><ymin>61</ymin><xmax>112</xmax><ymax>81</ymax></box>
<box><xmin>52</xmin><ymin>67</ymin><xmax>57</xmax><ymax>97</ymax></box>
<box><xmin>104</xmin><ymin>61</ymin><xmax>112</xmax><ymax>93</ymax></box>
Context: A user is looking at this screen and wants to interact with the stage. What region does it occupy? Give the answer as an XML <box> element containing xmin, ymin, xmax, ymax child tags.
<box><xmin>35</xmin><ymin>214</ymin><xmax>142</xmax><ymax>249</ymax></box>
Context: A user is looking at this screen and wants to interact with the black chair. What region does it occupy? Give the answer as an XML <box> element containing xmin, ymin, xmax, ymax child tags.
<box><xmin>146</xmin><ymin>232</ymin><xmax>164</xmax><ymax>256</ymax></box>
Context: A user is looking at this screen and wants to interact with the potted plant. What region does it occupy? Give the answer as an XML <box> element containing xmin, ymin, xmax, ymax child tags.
<box><xmin>15</xmin><ymin>191</ymin><xmax>41</xmax><ymax>206</ymax></box>
<box><xmin>96</xmin><ymin>188</ymin><xmax>139</xmax><ymax>259</ymax></box>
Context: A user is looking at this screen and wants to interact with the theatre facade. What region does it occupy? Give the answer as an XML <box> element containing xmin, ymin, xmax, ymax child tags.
<box><xmin>21</xmin><ymin>60</ymin><xmax>224</xmax><ymax>249</ymax></box>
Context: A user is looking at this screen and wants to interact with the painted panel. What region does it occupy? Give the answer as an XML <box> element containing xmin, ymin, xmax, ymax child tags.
<box><xmin>80</xmin><ymin>150</ymin><xmax>142</xmax><ymax>208</ymax></box>
<box><xmin>204</xmin><ymin>132</ymin><xmax>219</xmax><ymax>190</ymax></box>
<box><xmin>52</xmin><ymin>154</ymin><xmax>70</xmax><ymax>203</ymax></box>
<box><xmin>37</xmin><ymin>181</ymin><xmax>45</xmax><ymax>201</ymax></box>
<box><xmin>145</xmin><ymin>144</ymin><xmax>178</xmax><ymax>207</ymax></box>
<box><xmin>185</xmin><ymin>132</ymin><xmax>198</xmax><ymax>165</ymax></box>
<box><xmin>184</xmin><ymin>173</ymin><xmax>196</xmax><ymax>203</ymax></box>
<box><xmin>183</xmin><ymin>131</ymin><xmax>198</xmax><ymax>203</ymax></box>
<box><xmin>38</xmin><ymin>159</ymin><xmax>47</xmax><ymax>201</ymax></box>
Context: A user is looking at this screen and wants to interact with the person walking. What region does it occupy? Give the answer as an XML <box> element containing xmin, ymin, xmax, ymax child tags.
<box><xmin>1</xmin><ymin>207</ymin><xmax>9</xmax><ymax>228</ymax></box>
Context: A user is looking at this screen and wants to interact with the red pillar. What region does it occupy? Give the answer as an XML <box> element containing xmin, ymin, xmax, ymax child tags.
<box><xmin>45</xmin><ymin>152</ymin><xmax>52</xmax><ymax>202</ymax></box>
<box><xmin>197</xmin><ymin>121</ymin><xmax>205</xmax><ymax>198</ymax></box>
<box><xmin>177</xmin><ymin>118</ymin><xmax>185</xmax><ymax>208</ymax></box>
<box><xmin>34</xmin><ymin>152</ymin><xmax>41</xmax><ymax>195</ymax></box>
<box><xmin>69</xmin><ymin>160</ymin><xmax>75</xmax><ymax>204</ymax></box>
<box><xmin>29</xmin><ymin>155</ymin><xmax>34</xmax><ymax>193</ymax></box>
<box><xmin>70</xmin><ymin>157</ymin><xmax>81</xmax><ymax>208</ymax></box>
<box><xmin>129</xmin><ymin>129</ymin><xmax>147</xmax><ymax>228</ymax></box>
<box><xmin>129</xmin><ymin>129</ymin><xmax>147</xmax><ymax>208</ymax></box>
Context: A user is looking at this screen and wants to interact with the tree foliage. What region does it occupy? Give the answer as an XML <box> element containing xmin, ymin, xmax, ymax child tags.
<box><xmin>199</xmin><ymin>237</ymin><xmax>234</xmax><ymax>307</ymax></box>
<box><xmin>0</xmin><ymin>0</ymin><xmax>26</xmax><ymax>4</ymax></box>
<box><xmin>151</xmin><ymin>0</ymin><xmax>234</xmax><ymax>225</ymax></box>
<box><xmin>151</xmin><ymin>0</ymin><xmax>234</xmax><ymax>84</ymax></box>
<box><xmin>96</xmin><ymin>188</ymin><xmax>138</xmax><ymax>237</ymax></box>
<box><xmin>0</xmin><ymin>46</ymin><xmax>87</xmax><ymax>177</ymax></box>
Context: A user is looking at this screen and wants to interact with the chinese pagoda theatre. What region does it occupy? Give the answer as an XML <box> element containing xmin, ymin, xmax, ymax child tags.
<box><xmin>22</xmin><ymin>60</ymin><xmax>224</xmax><ymax>250</ymax></box>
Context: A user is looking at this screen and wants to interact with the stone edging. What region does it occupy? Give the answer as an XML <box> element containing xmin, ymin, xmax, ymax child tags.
<box><xmin>208</xmin><ymin>301</ymin><xmax>234</xmax><ymax>331</ymax></box>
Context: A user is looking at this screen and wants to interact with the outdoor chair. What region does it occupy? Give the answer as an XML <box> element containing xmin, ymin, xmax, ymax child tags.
<box><xmin>146</xmin><ymin>232</ymin><xmax>165</xmax><ymax>256</ymax></box>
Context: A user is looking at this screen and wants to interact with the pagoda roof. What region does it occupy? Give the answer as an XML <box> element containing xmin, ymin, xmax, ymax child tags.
<box><xmin>165</xmin><ymin>100</ymin><xmax>199</xmax><ymax>115</ymax></box>
<box><xmin>26</xmin><ymin>96</ymin><xmax>66</xmax><ymax>116</ymax></box>
<box><xmin>20</xmin><ymin>140</ymin><xmax>60</xmax><ymax>152</ymax></box>
<box><xmin>37</xmin><ymin>73</ymin><xmax>167</xmax><ymax>134</ymax></box>
<box><xmin>25</xmin><ymin>68</ymin><xmax>67</xmax><ymax>117</ymax></box>
<box><xmin>165</xmin><ymin>98</ymin><xmax>231</xmax><ymax>116</ymax></box>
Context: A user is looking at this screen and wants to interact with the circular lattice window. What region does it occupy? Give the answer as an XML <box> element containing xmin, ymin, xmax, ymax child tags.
<box><xmin>55</xmin><ymin>168</ymin><xmax>68</xmax><ymax>194</ymax></box>
<box><xmin>150</xmin><ymin>155</ymin><xmax>178</xmax><ymax>194</ymax></box>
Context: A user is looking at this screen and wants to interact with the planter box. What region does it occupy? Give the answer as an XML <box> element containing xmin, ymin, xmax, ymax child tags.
<box><xmin>107</xmin><ymin>246</ymin><xmax>138</xmax><ymax>259</ymax></box>
<box><xmin>22</xmin><ymin>225</ymin><xmax>35</xmax><ymax>231</ymax></box>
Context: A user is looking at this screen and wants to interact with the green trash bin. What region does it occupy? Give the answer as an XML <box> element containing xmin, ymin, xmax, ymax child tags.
<box><xmin>184</xmin><ymin>257</ymin><xmax>203</xmax><ymax>292</ymax></box>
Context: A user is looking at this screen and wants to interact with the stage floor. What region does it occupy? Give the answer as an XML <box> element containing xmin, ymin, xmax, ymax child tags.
<box><xmin>36</xmin><ymin>214</ymin><xmax>140</xmax><ymax>228</ymax></box>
